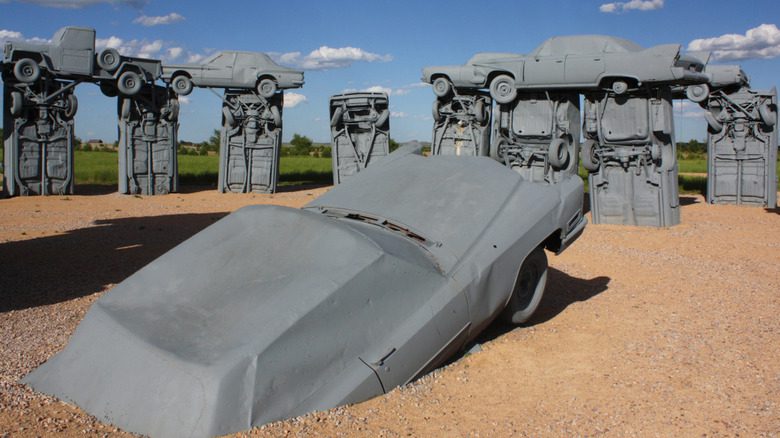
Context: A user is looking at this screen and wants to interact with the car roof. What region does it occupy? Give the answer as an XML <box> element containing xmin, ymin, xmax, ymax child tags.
<box><xmin>532</xmin><ymin>35</ymin><xmax>643</xmax><ymax>56</ymax></box>
<box><xmin>204</xmin><ymin>50</ymin><xmax>273</xmax><ymax>63</ymax></box>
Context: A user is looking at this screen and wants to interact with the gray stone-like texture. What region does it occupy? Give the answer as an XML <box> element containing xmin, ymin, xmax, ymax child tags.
<box><xmin>431</xmin><ymin>90</ymin><xmax>492</xmax><ymax>157</ymax></box>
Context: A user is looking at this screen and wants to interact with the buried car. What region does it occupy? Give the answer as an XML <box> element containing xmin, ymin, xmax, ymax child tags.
<box><xmin>161</xmin><ymin>50</ymin><xmax>304</xmax><ymax>97</ymax></box>
<box><xmin>422</xmin><ymin>34</ymin><xmax>710</xmax><ymax>104</ymax></box>
<box><xmin>23</xmin><ymin>146</ymin><xmax>586</xmax><ymax>437</ymax></box>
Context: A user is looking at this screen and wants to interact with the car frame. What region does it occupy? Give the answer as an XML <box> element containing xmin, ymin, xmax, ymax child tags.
<box><xmin>24</xmin><ymin>147</ymin><xmax>586</xmax><ymax>437</ymax></box>
<box><xmin>161</xmin><ymin>50</ymin><xmax>304</xmax><ymax>97</ymax></box>
<box><xmin>422</xmin><ymin>35</ymin><xmax>710</xmax><ymax>104</ymax></box>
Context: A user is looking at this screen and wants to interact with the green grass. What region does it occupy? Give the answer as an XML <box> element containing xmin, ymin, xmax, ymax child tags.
<box><xmin>69</xmin><ymin>150</ymin><xmax>334</xmax><ymax>186</ymax></box>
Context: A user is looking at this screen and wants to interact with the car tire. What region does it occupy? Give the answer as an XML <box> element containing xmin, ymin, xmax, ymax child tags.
<box><xmin>547</xmin><ymin>137</ymin><xmax>569</xmax><ymax>169</ymax></box>
<box><xmin>97</xmin><ymin>48</ymin><xmax>121</xmax><ymax>72</ymax></box>
<box><xmin>257</xmin><ymin>78</ymin><xmax>277</xmax><ymax>98</ymax></box>
<box><xmin>117</xmin><ymin>71</ymin><xmax>142</xmax><ymax>96</ymax></box>
<box><xmin>758</xmin><ymin>103</ymin><xmax>776</xmax><ymax>127</ymax></box>
<box><xmin>611</xmin><ymin>80</ymin><xmax>629</xmax><ymax>95</ymax></box>
<box><xmin>375</xmin><ymin>109</ymin><xmax>389</xmax><ymax>127</ymax></box>
<box><xmin>490</xmin><ymin>74</ymin><xmax>517</xmax><ymax>104</ymax></box>
<box><xmin>164</xmin><ymin>99</ymin><xmax>179</xmax><ymax>122</ymax></box>
<box><xmin>650</xmin><ymin>143</ymin><xmax>661</xmax><ymax>161</ymax></box>
<box><xmin>120</xmin><ymin>98</ymin><xmax>132</xmax><ymax>121</ymax></box>
<box><xmin>171</xmin><ymin>75</ymin><xmax>193</xmax><ymax>96</ymax></box>
<box><xmin>704</xmin><ymin>111</ymin><xmax>723</xmax><ymax>133</ymax></box>
<box><xmin>658</xmin><ymin>145</ymin><xmax>674</xmax><ymax>172</ymax></box>
<box><xmin>330</xmin><ymin>106</ymin><xmax>344</xmax><ymax>127</ymax></box>
<box><xmin>581</xmin><ymin>139</ymin><xmax>600</xmax><ymax>172</ymax></box>
<box><xmin>14</xmin><ymin>58</ymin><xmax>40</xmax><ymax>83</ymax></box>
<box><xmin>489</xmin><ymin>137</ymin><xmax>506</xmax><ymax>162</ymax></box>
<box><xmin>63</xmin><ymin>94</ymin><xmax>78</xmax><ymax>119</ymax></box>
<box><xmin>686</xmin><ymin>83</ymin><xmax>710</xmax><ymax>103</ymax></box>
<box><xmin>474</xmin><ymin>100</ymin><xmax>487</xmax><ymax>125</ymax></box>
<box><xmin>501</xmin><ymin>246</ymin><xmax>548</xmax><ymax>325</ymax></box>
<box><xmin>9</xmin><ymin>91</ymin><xmax>23</xmax><ymax>116</ymax></box>
<box><xmin>222</xmin><ymin>106</ymin><xmax>235</xmax><ymax>127</ymax></box>
<box><xmin>432</xmin><ymin>77</ymin><xmax>452</xmax><ymax>98</ymax></box>
<box><xmin>270</xmin><ymin>106</ymin><xmax>282</xmax><ymax>126</ymax></box>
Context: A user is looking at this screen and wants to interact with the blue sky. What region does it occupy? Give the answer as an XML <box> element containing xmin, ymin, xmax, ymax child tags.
<box><xmin>1</xmin><ymin>0</ymin><xmax>779</xmax><ymax>144</ymax></box>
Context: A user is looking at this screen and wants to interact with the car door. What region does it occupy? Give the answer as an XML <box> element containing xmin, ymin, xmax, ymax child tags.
<box><xmin>565</xmin><ymin>53</ymin><xmax>605</xmax><ymax>86</ymax></box>
<box><xmin>202</xmin><ymin>52</ymin><xmax>235</xmax><ymax>86</ymax></box>
<box><xmin>523</xmin><ymin>54</ymin><xmax>565</xmax><ymax>87</ymax></box>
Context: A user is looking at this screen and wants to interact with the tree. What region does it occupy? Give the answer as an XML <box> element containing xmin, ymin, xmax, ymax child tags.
<box><xmin>289</xmin><ymin>133</ymin><xmax>313</xmax><ymax>156</ymax></box>
<box><xmin>389</xmin><ymin>138</ymin><xmax>400</xmax><ymax>152</ymax></box>
<box><xmin>207</xmin><ymin>129</ymin><xmax>221</xmax><ymax>151</ymax></box>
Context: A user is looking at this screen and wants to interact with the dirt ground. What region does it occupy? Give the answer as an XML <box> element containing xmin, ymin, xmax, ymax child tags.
<box><xmin>0</xmin><ymin>185</ymin><xmax>778</xmax><ymax>437</ymax></box>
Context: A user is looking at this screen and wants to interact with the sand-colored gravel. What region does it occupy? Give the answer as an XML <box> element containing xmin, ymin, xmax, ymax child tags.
<box><xmin>1</xmin><ymin>186</ymin><xmax>778</xmax><ymax>437</ymax></box>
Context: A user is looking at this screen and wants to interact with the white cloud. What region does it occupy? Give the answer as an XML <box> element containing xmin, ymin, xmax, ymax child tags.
<box><xmin>133</xmin><ymin>12</ymin><xmax>185</xmax><ymax>27</ymax></box>
<box><xmin>283</xmin><ymin>92</ymin><xmax>307</xmax><ymax>108</ymax></box>
<box><xmin>166</xmin><ymin>47</ymin><xmax>183</xmax><ymax>59</ymax></box>
<box><xmin>341</xmin><ymin>82</ymin><xmax>426</xmax><ymax>97</ymax></box>
<box><xmin>273</xmin><ymin>46</ymin><xmax>391</xmax><ymax>70</ymax></box>
<box><xmin>8</xmin><ymin>0</ymin><xmax>147</xmax><ymax>8</ymax></box>
<box><xmin>599</xmin><ymin>0</ymin><xmax>663</xmax><ymax>13</ymax></box>
<box><xmin>0</xmin><ymin>29</ymin><xmax>22</xmax><ymax>40</ymax></box>
<box><xmin>688</xmin><ymin>23</ymin><xmax>780</xmax><ymax>61</ymax></box>
<box><xmin>177</xmin><ymin>96</ymin><xmax>190</xmax><ymax>105</ymax></box>
<box><xmin>187</xmin><ymin>53</ymin><xmax>207</xmax><ymax>63</ymax></box>
<box><xmin>676</xmin><ymin>100</ymin><xmax>705</xmax><ymax>118</ymax></box>
<box><xmin>390</xmin><ymin>111</ymin><xmax>407</xmax><ymax>118</ymax></box>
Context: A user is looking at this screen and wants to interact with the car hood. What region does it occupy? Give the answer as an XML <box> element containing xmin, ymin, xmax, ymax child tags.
<box><xmin>23</xmin><ymin>204</ymin><xmax>448</xmax><ymax>437</ymax></box>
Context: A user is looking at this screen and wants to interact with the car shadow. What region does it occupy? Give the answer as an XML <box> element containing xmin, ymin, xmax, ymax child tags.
<box><xmin>0</xmin><ymin>212</ymin><xmax>228</xmax><ymax>312</ymax></box>
<box><xmin>679</xmin><ymin>195</ymin><xmax>699</xmax><ymax>206</ymax></box>
<box><xmin>442</xmin><ymin>269</ymin><xmax>610</xmax><ymax>369</ymax></box>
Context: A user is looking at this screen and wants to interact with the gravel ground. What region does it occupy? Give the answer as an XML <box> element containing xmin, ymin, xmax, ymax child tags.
<box><xmin>1</xmin><ymin>187</ymin><xmax>778</xmax><ymax>437</ymax></box>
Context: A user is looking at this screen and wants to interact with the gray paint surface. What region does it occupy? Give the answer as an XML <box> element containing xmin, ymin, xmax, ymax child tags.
<box><xmin>117</xmin><ymin>85</ymin><xmax>179</xmax><ymax>195</ymax></box>
<box><xmin>584</xmin><ymin>87</ymin><xmax>680</xmax><ymax>227</ymax></box>
<box><xmin>491</xmin><ymin>91</ymin><xmax>580</xmax><ymax>183</ymax></box>
<box><xmin>24</xmin><ymin>151</ymin><xmax>586</xmax><ymax>437</ymax></box>
<box><xmin>431</xmin><ymin>90</ymin><xmax>492</xmax><ymax>157</ymax></box>
<box><xmin>329</xmin><ymin>92</ymin><xmax>390</xmax><ymax>184</ymax></box>
<box><xmin>2</xmin><ymin>80</ymin><xmax>76</xmax><ymax>196</ymax></box>
<box><xmin>705</xmin><ymin>85</ymin><xmax>777</xmax><ymax>207</ymax></box>
<box><xmin>218</xmin><ymin>91</ymin><xmax>283</xmax><ymax>193</ymax></box>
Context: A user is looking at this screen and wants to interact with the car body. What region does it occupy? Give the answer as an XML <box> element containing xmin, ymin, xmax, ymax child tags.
<box><xmin>2</xmin><ymin>26</ymin><xmax>160</xmax><ymax>96</ymax></box>
<box><xmin>161</xmin><ymin>50</ymin><xmax>304</xmax><ymax>96</ymax></box>
<box><xmin>24</xmin><ymin>148</ymin><xmax>585</xmax><ymax>437</ymax></box>
<box><xmin>422</xmin><ymin>35</ymin><xmax>710</xmax><ymax>103</ymax></box>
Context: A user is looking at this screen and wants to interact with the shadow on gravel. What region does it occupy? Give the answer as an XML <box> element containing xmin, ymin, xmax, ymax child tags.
<box><xmin>679</xmin><ymin>195</ymin><xmax>700</xmax><ymax>206</ymax></box>
<box><xmin>0</xmin><ymin>213</ymin><xmax>227</xmax><ymax>311</ymax></box>
<box><xmin>448</xmin><ymin>269</ymin><xmax>611</xmax><ymax>366</ymax></box>
<box><xmin>67</xmin><ymin>183</ymin><xmax>332</xmax><ymax>196</ymax></box>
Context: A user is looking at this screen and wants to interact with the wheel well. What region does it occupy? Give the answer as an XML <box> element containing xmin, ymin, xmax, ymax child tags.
<box><xmin>486</xmin><ymin>71</ymin><xmax>514</xmax><ymax>85</ymax></box>
<box><xmin>542</xmin><ymin>229</ymin><xmax>564</xmax><ymax>253</ymax></box>
<box><xmin>430</xmin><ymin>74</ymin><xmax>450</xmax><ymax>82</ymax></box>
<box><xmin>12</xmin><ymin>52</ymin><xmax>43</xmax><ymax>63</ymax></box>
<box><xmin>599</xmin><ymin>76</ymin><xmax>638</xmax><ymax>89</ymax></box>
<box><xmin>172</xmin><ymin>70</ymin><xmax>192</xmax><ymax>79</ymax></box>
<box><xmin>257</xmin><ymin>74</ymin><xmax>277</xmax><ymax>83</ymax></box>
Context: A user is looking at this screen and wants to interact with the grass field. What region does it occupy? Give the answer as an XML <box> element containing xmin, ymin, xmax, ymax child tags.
<box><xmin>1</xmin><ymin>149</ymin><xmax>778</xmax><ymax>194</ymax></box>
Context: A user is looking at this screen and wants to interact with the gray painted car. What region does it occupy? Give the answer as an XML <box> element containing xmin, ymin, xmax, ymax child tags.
<box><xmin>24</xmin><ymin>147</ymin><xmax>586</xmax><ymax>437</ymax></box>
<box><xmin>162</xmin><ymin>51</ymin><xmax>304</xmax><ymax>97</ymax></box>
<box><xmin>422</xmin><ymin>35</ymin><xmax>710</xmax><ymax>103</ymax></box>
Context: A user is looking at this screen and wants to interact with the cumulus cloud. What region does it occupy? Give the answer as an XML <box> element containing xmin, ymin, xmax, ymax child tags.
<box><xmin>133</xmin><ymin>12</ymin><xmax>185</xmax><ymax>26</ymax></box>
<box><xmin>283</xmin><ymin>92</ymin><xmax>307</xmax><ymax>108</ymax></box>
<box><xmin>93</xmin><ymin>36</ymin><xmax>197</xmax><ymax>62</ymax></box>
<box><xmin>341</xmin><ymin>82</ymin><xmax>426</xmax><ymax>97</ymax></box>
<box><xmin>5</xmin><ymin>0</ymin><xmax>147</xmax><ymax>8</ymax></box>
<box><xmin>0</xmin><ymin>29</ymin><xmax>22</xmax><ymax>40</ymax></box>
<box><xmin>177</xmin><ymin>96</ymin><xmax>190</xmax><ymax>105</ymax></box>
<box><xmin>676</xmin><ymin>100</ymin><xmax>705</xmax><ymax>118</ymax></box>
<box><xmin>273</xmin><ymin>46</ymin><xmax>391</xmax><ymax>70</ymax></box>
<box><xmin>688</xmin><ymin>23</ymin><xmax>780</xmax><ymax>61</ymax></box>
<box><xmin>599</xmin><ymin>0</ymin><xmax>663</xmax><ymax>13</ymax></box>
<box><xmin>390</xmin><ymin>111</ymin><xmax>407</xmax><ymax>118</ymax></box>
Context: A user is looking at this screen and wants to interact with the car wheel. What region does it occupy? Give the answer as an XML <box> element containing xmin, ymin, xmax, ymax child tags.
<box><xmin>489</xmin><ymin>74</ymin><xmax>517</xmax><ymax>104</ymax></box>
<box><xmin>171</xmin><ymin>75</ymin><xmax>193</xmax><ymax>96</ymax></box>
<box><xmin>611</xmin><ymin>80</ymin><xmax>629</xmax><ymax>95</ymax></box>
<box><xmin>9</xmin><ymin>91</ymin><xmax>23</xmax><ymax>116</ymax></box>
<box><xmin>100</xmin><ymin>82</ymin><xmax>118</xmax><ymax>97</ymax></box>
<box><xmin>330</xmin><ymin>106</ymin><xmax>344</xmax><ymax>127</ymax></box>
<box><xmin>164</xmin><ymin>99</ymin><xmax>179</xmax><ymax>122</ymax></box>
<box><xmin>704</xmin><ymin>111</ymin><xmax>723</xmax><ymax>133</ymax></box>
<box><xmin>14</xmin><ymin>58</ymin><xmax>40</xmax><ymax>83</ymax></box>
<box><xmin>375</xmin><ymin>109</ymin><xmax>389</xmax><ymax>127</ymax></box>
<box><xmin>758</xmin><ymin>103</ymin><xmax>776</xmax><ymax>127</ymax></box>
<box><xmin>222</xmin><ymin>106</ymin><xmax>235</xmax><ymax>127</ymax></box>
<box><xmin>489</xmin><ymin>137</ymin><xmax>506</xmax><ymax>162</ymax></box>
<box><xmin>97</xmin><ymin>48</ymin><xmax>121</xmax><ymax>72</ymax></box>
<box><xmin>270</xmin><ymin>106</ymin><xmax>282</xmax><ymax>126</ymax></box>
<box><xmin>685</xmin><ymin>84</ymin><xmax>710</xmax><ymax>103</ymax></box>
<box><xmin>501</xmin><ymin>246</ymin><xmax>548</xmax><ymax>325</ymax></box>
<box><xmin>547</xmin><ymin>137</ymin><xmax>569</xmax><ymax>169</ymax></box>
<box><xmin>650</xmin><ymin>143</ymin><xmax>661</xmax><ymax>161</ymax></box>
<box><xmin>117</xmin><ymin>71</ymin><xmax>142</xmax><ymax>96</ymax></box>
<box><xmin>120</xmin><ymin>98</ymin><xmax>132</xmax><ymax>121</ymax></box>
<box><xmin>581</xmin><ymin>139</ymin><xmax>600</xmax><ymax>172</ymax></box>
<box><xmin>257</xmin><ymin>78</ymin><xmax>277</xmax><ymax>98</ymax></box>
<box><xmin>474</xmin><ymin>100</ymin><xmax>487</xmax><ymax>125</ymax></box>
<box><xmin>432</xmin><ymin>77</ymin><xmax>452</xmax><ymax>98</ymax></box>
<box><xmin>658</xmin><ymin>145</ymin><xmax>675</xmax><ymax>172</ymax></box>
<box><xmin>63</xmin><ymin>94</ymin><xmax>78</xmax><ymax>119</ymax></box>
<box><xmin>432</xmin><ymin>100</ymin><xmax>442</xmax><ymax>122</ymax></box>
